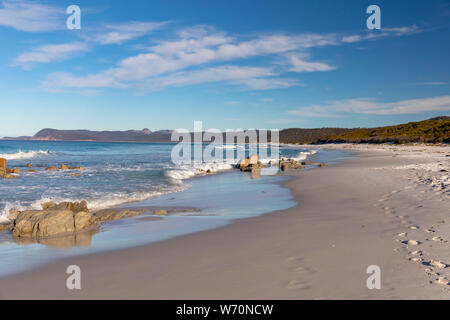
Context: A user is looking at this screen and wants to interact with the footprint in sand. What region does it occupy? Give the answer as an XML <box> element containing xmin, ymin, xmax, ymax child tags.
<box><xmin>402</xmin><ymin>240</ymin><xmax>421</xmax><ymax>246</ymax></box>
<box><xmin>432</xmin><ymin>277</ymin><xmax>450</xmax><ymax>285</ymax></box>
<box><xmin>410</xmin><ymin>250</ymin><xmax>423</xmax><ymax>256</ymax></box>
<box><xmin>428</xmin><ymin>260</ymin><xmax>448</xmax><ymax>269</ymax></box>
<box><xmin>287</xmin><ymin>279</ymin><xmax>311</xmax><ymax>290</ymax></box>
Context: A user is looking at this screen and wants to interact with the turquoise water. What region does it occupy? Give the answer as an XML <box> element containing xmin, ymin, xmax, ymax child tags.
<box><xmin>0</xmin><ymin>140</ymin><xmax>350</xmax><ymax>277</ymax></box>
<box><xmin>0</xmin><ymin>140</ymin><xmax>317</xmax><ymax>220</ymax></box>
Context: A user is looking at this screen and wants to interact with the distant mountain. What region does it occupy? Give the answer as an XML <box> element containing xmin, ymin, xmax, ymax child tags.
<box><xmin>2</xmin><ymin>116</ymin><xmax>449</xmax><ymax>144</ymax></box>
<box><xmin>3</xmin><ymin>128</ymin><xmax>174</xmax><ymax>142</ymax></box>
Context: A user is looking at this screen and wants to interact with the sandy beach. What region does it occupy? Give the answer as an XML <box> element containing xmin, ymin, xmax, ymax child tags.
<box><xmin>0</xmin><ymin>144</ymin><xmax>449</xmax><ymax>299</ymax></box>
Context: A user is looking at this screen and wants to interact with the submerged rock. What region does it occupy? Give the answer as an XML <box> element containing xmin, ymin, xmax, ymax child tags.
<box><xmin>279</xmin><ymin>159</ymin><xmax>305</xmax><ymax>171</ymax></box>
<box><xmin>94</xmin><ymin>209</ymin><xmax>148</xmax><ymax>222</ymax></box>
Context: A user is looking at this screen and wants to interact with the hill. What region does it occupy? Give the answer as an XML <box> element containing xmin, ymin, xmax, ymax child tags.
<box><xmin>316</xmin><ymin>117</ymin><xmax>449</xmax><ymax>144</ymax></box>
<box><xmin>2</xmin><ymin>116</ymin><xmax>448</xmax><ymax>144</ymax></box>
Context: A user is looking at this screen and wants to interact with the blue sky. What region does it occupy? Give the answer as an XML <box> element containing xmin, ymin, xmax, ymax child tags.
<box><xmin>0</xmin><ymin>0</ymin><xmax>449</xmax><ymax>136</ymax></box>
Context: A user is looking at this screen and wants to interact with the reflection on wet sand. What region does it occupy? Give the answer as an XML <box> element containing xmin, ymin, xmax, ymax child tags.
<box><xmin>12</xmin><ymin>229</ymin><xmax>98</xmax><ymax>249</ymax></box>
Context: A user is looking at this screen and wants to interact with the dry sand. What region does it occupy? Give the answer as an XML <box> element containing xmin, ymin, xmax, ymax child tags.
<box><xmin>0</xmin><ymin>144</ymin><xmax>449</xmax><ymax>299</ymax></box>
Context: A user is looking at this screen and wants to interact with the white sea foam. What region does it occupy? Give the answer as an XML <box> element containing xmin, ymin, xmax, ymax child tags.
<box><xmin>0</xmin><ymin>150</ymin><xmax>53</xmax><ymax>160</ymax></box>
<box><xmin>284</xmin><ymin>150</ymin><xmax>318</xmax><ymax>162</ymax></box>
<box><xmin>0</xmin><ymin>187</ymin><xmax>187</xmax><ymax>223</ymax></box>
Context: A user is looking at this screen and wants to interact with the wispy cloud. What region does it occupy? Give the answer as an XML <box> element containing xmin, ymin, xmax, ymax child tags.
<box><xmin>341</xmin><ymin>25</ymin><xmax>420</xmax><ymax>43</ymax></box>
<box><xmin>0</xmin><ymin>0</ymin><xmax>63</xmax><ymax>32</ymax></box>
<box><xmin>411</xmin><ymin>82</ymin><xmax>447</xmax><ymax>86</ymax></box>
<box><xmin>268</xmin><ymin>118</ymin><xmax>295</xmax><ymax>124</ymax></box>
<box><xmin>40</xmin><ymin>24</ymin><xmax>422</xmax><ymax>92</ymax></box>
<box><xmin>288</xmin><ymin>95</ymin><xmax>450</xmax><ymax>117</ymax></box>
<box><xmin>284</xmin><ymin>53</ymin><xmax>335</xmax><ymax>73</ymax></box>
<box><xmin>12</xmin><ymin>42</ymin><xmax>89</xmax><ymax>69</ymax></box>
<box><xmin>94</xmin><ymin>21</ymin><xmax>169</xmax><ymax>45</ymax></box>
<box><xmin>224</xmin><ymin>101</ymin><xmax>241</xmax><ymax>106</ymax></box>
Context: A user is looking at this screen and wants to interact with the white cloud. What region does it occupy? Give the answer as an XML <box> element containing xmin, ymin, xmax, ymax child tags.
<box><xmin>40</xmin><ymin>24</ymin><xmax>421</xmax><ymax>92</ymax></box>
<box><xmin>94</xmin><ymin>21</ymin><xmax>169</xmax><ymax>45</ymax></box>
<box><xmin>268</xmin><ymin>119</ymin><xmax>295</xmax><ymax>124</ymax></box>
<box><xmin>0</xmin><ymin>0</ymin><xmax>63</xmax><ymax>32</ymax></box>
<box><xmin>224</xmin><ymin>101</ymin><xmax>241</xmax><ymax>105</ymax></box>
<box><xmin>341</xmin><ymin>25</ymin><xmax>420</xmax><ymax>43</ymax></box>
<box><xmin>12</xmin><ymin>42</ymin><xmax>89</xmax><ymax>68</ymax></box>
<box><xmin>288</xmin><ymin>95</ymin><xmax>450</xmax><ymax>117</ymax></box>
<box><xmin>285</xmin><ymin>53</ymin><xmax>335</xmax><ymax>73</ymax></box>
<box><xmin>412</xmin><ymin>82</ymin><xmax>447</xmax><ymax>86</ymax></box>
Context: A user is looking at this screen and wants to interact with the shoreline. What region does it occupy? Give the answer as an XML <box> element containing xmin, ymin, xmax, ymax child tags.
<box><xmin>0</xmin><ymin>144</ymin><xmax>449</xmax><ymax>299</ymax></box>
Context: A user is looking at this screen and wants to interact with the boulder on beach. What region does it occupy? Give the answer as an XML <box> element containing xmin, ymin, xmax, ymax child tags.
<box><xmin>42</xmin><ymin>200</ymin><xmax>89</xmax><ymax>213</ymax></box>
<box><xmin>279</xmin><ymin>159</ymin><xmax>306</xmax><ymax>171</ymax></box>
<box><xmin>249</xmin><ymin>154</ymin><xmax>259</xmax><ymax>165</ymax></box>
<box><xmin>11</xmin><ymin>209</ymin><xmax>98</xmax><ymax>239</ymax></box>
<box><xmin>238</xmin><ymin>158</ymin><xmax>250</xmax><ymax>169</ymax></box>
<box><xmin>239</xmin><ymin>155</ymin><xmax>265</xmax><ymax>172</ymax></box>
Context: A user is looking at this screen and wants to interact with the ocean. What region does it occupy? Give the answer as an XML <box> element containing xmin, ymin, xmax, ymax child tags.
<box><xmin>0</xmin><ymin>140</ymin><xmax>319</xmax><ymax>222</ymax></box>
<box><xmin>0</xmin><ymin>140</ymin><xmax>351</xmax><ymax>276</ymax></box>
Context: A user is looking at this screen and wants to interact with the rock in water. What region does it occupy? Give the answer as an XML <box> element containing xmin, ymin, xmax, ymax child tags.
<box><xmin>238</xmin><ymin>158</ymin><xmax>250</xmax><ymax>169</ymax></box>
<box><xmin>11</xmin><ymin>209</ymin><xmax>98</xmax><ymax>239</ymax></box>
<box><xmin>153</xmin><ymin>209</ymin><xmax>167</xmax><ymax>215</ymax></box>
<box><xmin>60</xmin><ymin>164</ymin><xmax>69</xmax><ymax>170</ymax></box>
<box><xmin>45</xmin><ymin>166</ymin><xmax>59</xmax><ymax>171</ymax></box>
<box><xmin>41</xmin><ymin>200</ymin><xmax>89</xmax><ymax>213</ymax></box>
<box><xmin>94</xmin><ymin>209</ymin><xmax>147</xmax><ymax>222</ymax></box>
<box><xmin>74</xmin><ymin>212</ymin><xmax>97</xmax><ymax>230</ymax></box>
<box><xmin>0</xmin><ymin>158</ymin><xmax>6</xmax><ymax>171</ymax></box>
<box><xmin>249</xmin><ymin>154</ymin><xmax>259</xmax><ymax>165</ymax></box>
<box><xmin>26</xmin><ymin>163</ymin><xmax>32</xmax><ymax>168</ymax></box>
